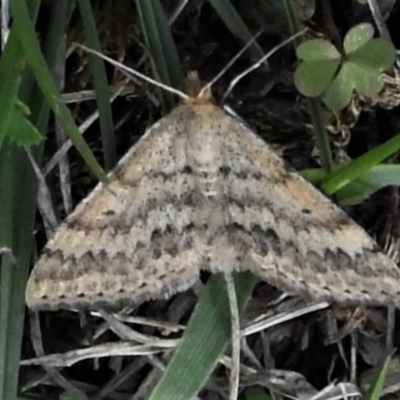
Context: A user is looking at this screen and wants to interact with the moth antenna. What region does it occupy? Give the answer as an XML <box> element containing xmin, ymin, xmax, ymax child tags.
<box><xmin>220</xmin><ymin>28</ymin><xmax>308</xmax><ymax>103</ymax></box>
<box><xmin>198</xmin><ymin>31</ymin><xmax>263</xmax><ymax>99</ymax></box>
<box><xmin>78</xmin><ymin>44</ymin><xmax>190</xmax><ymax>101</ymax></box>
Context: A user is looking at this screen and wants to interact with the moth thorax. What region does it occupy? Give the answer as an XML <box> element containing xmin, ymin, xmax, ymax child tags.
<box><xmin>196</xmin><ymin>168</ymin><xmax>222</xmax><ymax>198</ymax></box>
<box><xmin>187</xmin><ymin>137</ymin><xmax>224</xmax><ymax>199</ymax></box>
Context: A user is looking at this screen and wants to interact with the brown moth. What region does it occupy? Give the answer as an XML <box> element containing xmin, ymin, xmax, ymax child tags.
<box><xmin>26</xmin><ymin>74</ymin><xmax>400</xmax><ymax>311</ymax></box>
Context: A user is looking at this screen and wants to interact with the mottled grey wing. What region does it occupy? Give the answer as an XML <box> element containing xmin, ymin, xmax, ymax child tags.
<box><xmin>26</xmin><ymin>105</ymin><xmax>203</xmax><ymax>310</ymax></box>
<box><xmin>220</xmin><ymin>111</ymin><xmax>400</xmax><ymax>307</ymax></box>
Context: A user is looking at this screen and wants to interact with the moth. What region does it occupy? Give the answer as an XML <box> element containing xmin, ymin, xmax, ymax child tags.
<box><xmin>26</xmin><ymin>73</ymin><xmax>400</xmax><ymax>310</ymax></box>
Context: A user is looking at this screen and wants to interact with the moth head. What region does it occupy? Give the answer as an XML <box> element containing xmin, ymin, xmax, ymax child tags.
<box><xmin>184</xmin><ymin>71</ymin><xmax>214</xmax><ymax>105</ymax></box>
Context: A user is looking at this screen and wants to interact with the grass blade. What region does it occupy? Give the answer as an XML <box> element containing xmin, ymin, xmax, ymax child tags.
<box><xmin>77</xmin><ymin>0</ymin><xmax>117</xmax><ymax>170</ymax></box>
<box><xmin>304</xmin><ymin>164</ymin><xmax>400</xmax><ymax>205</ymax></box>
<box><xmin>321</xmin><ymin>133</ymin><xmax>400</xmax><ymax>195</ymax></box>
<box><xmin>0</xmin><ymin>144</ymin><xmax>38</xmax><ymax>400</ymax></box>
<box><xmin>136</xmin><ymin>0</ymin><xmax>183</xmax><ymax>109</ymax></box>
<box><xmin>365</xmin><ymin>354</ymin><xmax>392</xmax><ymax>400</ymax></box>
<box><xmin>0</xmin><ymin>9</ymin><xmax>39</xmax><ymax>400</ymax></box>
<box><xmin>0</xmin><ymin>32</ymin><xmax>25</xmax><ymax>150</ymax></box>
<box><xmin>209</xmin><ymin>0</ymin><xmax>266</xmax><ymax>61</ymax></box>
<box><xmin>149</xmin><ymin>272</ymin><xmax>257</xmax><ymax>400</ymax></box>
<box><xmin>10</xmin><ymin>0</ymin><xmax>107</xmax><ymax>182</ymax></box>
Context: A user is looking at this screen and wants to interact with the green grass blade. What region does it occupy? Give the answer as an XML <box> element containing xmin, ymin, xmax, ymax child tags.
<box><xmin>307</xmin><ymin>98</ymin><xmax>334</xmax><ymax>172</ymax></box>
<box><xmin>209</xmin><ymin>0</ymin><xmax>265</xmax><ymax>60</ymax></box>
<box><xmin>136</xmin><ymin>0</ymin><xmax>183</xmax><ymax>108</ymax></box>
<box><xmin>321</xmin><ymin>131</ymin><xmax>400</xmax><ymax>195</ymax></box>
<box><xmin>77</xmin><ymin>0</ymin><xmax>117</xmax><ymax>170</ymax></box>
<box><xmin>0</xmin><ymin>143</ymin><xmax>39</xmax><ymax>400</ymax></box>
<box><xmin>304</xmin><ymin>164</ymin><xmax>400</xmax><ymax>205</ymax></box>
<box><xmin>149</xmin><ymin>272</ymin><xmax>257</xmax><ymax>400</ymax></box>
<box><xmin>30</xmin><ymin>0</ymin><xmax>73</xmax><ymax>133</ymax></box>
<box><xmin>151</xmin><ymin>0</ymin><xmax>183</xmax><ymax>90</ymax></box>
<box><xmin>335</xmin><ymin>164</ymin><xmax>400</xmax><ymax>205</ymax></box>
<box><xmin>10</xmin><ymin>0</ymin><xmax>107</xmax><ymax>182</ymax></box>
<box><xmin>0</xmin><ymin>149</ymin><xmax>19</xmax><ymax>400</ymax></box>
<box><xmin>282</xmin><ymin>0</ymin><xmax>302</xmax><ymax>41</ymax></box>
<box><xmin>0</xmin><ymin>11</ymin><xmax>38</xmax><ymax>400</ymax></box>
<box><xmin>365</xmin><ymin>354</ymin><xmax>392</xmax><ymax>400</ymax></box>
<box><xmin>0</xmin><ymin>32</ymin><xmax>25</xmax><ymax>150</ymax></box>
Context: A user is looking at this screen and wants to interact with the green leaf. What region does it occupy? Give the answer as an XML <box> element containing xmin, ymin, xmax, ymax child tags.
<box><xmin>14</xmin><ymin>98</ymin><xmax>31</xmax><ymax>115</ymax></box>
<box><xmin>348</xmin><ymin>62</ymin><xmax>384</xmax><ymax>98</ymax></box>
<box><xmin>294</xmin><ymin>58</ymin><xmax>340</xmax><ymax>97</ymax></box>
<box><xmin>323</xmin><ymin>58</ymin><xmax>385</xmax><ymax>110</ymax></box>
<box><xmin>8</xmin><ymin>106</ymin><xmax>43</xmax><ymax>146</ymax></box>
<box><xmin>323</xmin><ymin>64</ymin><xmax>354</xmax><ymax>110</ymax></box>
<box><xmin>349</xmin><ymin>38</ymin><xmax>396</xmax><ymax>71</ymax></box>
<box><xmin>344</xmin><ymin>23</ymin><xmax>374</xmax><ymax>54</ymax></box>
<box><xmin>296</xmin><ymin>39</ymin><xmax>340</xmax><ymax>60</ymax></box>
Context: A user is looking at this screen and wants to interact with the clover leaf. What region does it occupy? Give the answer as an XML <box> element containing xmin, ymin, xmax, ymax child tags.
<box><xmin>294</xmin><ymin>39</ymin><xmax>341</xmax><ymax>97</ymax></box>
<box><xmin>294</xmin><ymin>23</ymin><xmax>396</xmax><ymax>111</ymax></box>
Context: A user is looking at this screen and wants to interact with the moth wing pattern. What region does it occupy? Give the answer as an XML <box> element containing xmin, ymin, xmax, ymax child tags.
<box><xmin>26</xmin><ymin>99</ymin><xmax>400</xmax><ymax>310</ymax></box>
<box><xmin>218</xmin><ymin>108</ymin><xmax>400</xmax><ymax>306</ymax></box>
<box><xmin>26</xmin><ymin>105</ymin><xmax>204</xmax><ymax>310</ymax></box>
